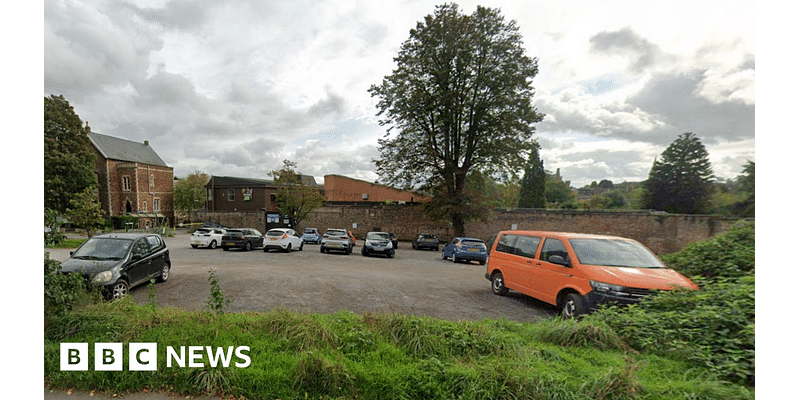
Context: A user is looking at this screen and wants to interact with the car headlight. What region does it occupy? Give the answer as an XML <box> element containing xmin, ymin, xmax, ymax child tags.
<box><xmin>590</xmin><ymin>281</ymin><xmax>628</xmax><ymax>296</ymax></box>
<box><xmin>92</xmin><ymin>271</ymin><xmax>113</xmax><ymax>284</ymax></box>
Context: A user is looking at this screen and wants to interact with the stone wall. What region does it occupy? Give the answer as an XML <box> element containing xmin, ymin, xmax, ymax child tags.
<box><xmin>303</xmin><ymin>205</ymin><xmax>747</xmax><ymax>254</ymax></box>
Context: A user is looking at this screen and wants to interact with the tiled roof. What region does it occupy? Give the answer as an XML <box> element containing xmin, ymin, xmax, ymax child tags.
<box><xmin>206</xmin><ymin>175</ymin><xmax>320</xmax><ymax>187</ymax></box>
<box><xmin>88</xmin><ymin>132</ymin><xmax>169</xmax><ymax>167</ymax></box>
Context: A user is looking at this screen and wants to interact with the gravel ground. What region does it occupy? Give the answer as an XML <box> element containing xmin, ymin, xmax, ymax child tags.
<box><xmin>46</xmin><ymin>231</ymin><xmax>556</xmax><ymax>323</ymax></box>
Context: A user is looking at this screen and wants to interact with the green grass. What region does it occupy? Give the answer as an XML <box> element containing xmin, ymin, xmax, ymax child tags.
<box><xmin>45</xmin><ymin>300</ymin><xmax>754</xmax><ymax>400</ymax></box>
<box><xmin>45</xmin><ymin>238</ymin><xmax>86</xmax><ymax>249</ymax></box>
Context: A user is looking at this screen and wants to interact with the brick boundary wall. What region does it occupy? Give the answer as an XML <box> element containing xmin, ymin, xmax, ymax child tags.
<box><xmin>304</xmin><ymin>205</ymin><xmax>749</xmax><ymax>254</ymax></box>
<box><xmin>195</xmin><ymin>205</ymin><xmax>751</xmax><ymax>254</ymax></box>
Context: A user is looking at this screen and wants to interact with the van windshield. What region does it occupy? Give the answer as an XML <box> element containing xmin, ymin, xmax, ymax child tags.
<box><xmin>568</xmin><ymin>239</ymin><xmax>665</xmax><ymax>269</ymax></box>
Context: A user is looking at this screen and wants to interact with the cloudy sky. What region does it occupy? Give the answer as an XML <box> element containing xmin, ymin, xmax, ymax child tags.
<box><xmin>42</xmin><ymin>0</ymin><xmax>755</xmax><ymax>188</ymax></box>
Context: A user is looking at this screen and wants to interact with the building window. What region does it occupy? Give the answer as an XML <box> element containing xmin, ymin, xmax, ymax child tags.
<box><xmin>227</xmin><ymin>189</ymin><xmax>235</xmax><ymax>201</ymax></box>
<box><xmin>207</xmin><ymin>188</ymin><xmax>213</xmax><ymax>201</ymax></box>
<box><xmin>243</xmin><ymin>188</ymin><xmax>252</xmax><ymax>201</ymax></box>
<box><xmin>142</xmin><ymin>201</ymin><xmax>148</xmax><ymax>212</ymax></box>
<box><xmin>150</xmin><ymin>174</ymin><xmax>155</xmax><ymax>190</ymax></box>
<box><xmin>122</xmin><ymin>176</ymin><xmax>131</xmax><ymax>192</ymax></box>
<box><xmin>153</xmin><ymin>198</ymin><xmax>161</xmax><ymax>212</ymax></box>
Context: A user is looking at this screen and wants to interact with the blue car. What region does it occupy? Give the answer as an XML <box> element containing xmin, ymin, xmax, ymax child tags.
<box><xmin>301</xmin><ymin>228</ymin><xmax>322</xmax><ymax>244</ymax></box>
<box><xmin>442</xmin><ymin>237</ymin><xmax>488</xmax><ymax>265</ymax></box>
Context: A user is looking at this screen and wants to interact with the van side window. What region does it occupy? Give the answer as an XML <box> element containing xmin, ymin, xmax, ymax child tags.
<box><xmin>495</xmin><ymin>234</ymin><xmax>517</xmax><ymax>254</ymax></box>
<box><xmin>513</xmin><ymin>236</ymin><xmax>541</xmax><ymax>259</ymax></box>
<box><xmin>541</xmin><ymin>238</ymin><xmax>568</xmax><ymax>262</ymax></box>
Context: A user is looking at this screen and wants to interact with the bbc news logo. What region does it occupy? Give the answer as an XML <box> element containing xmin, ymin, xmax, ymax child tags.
<box><xmin>60</xmin><ymin>343</ymin><xmax>251</xmax><ymax>371</ymax></box>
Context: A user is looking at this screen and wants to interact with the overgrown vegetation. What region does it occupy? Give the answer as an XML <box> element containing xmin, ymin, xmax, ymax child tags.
<box><xmin>44</xmin><ymin>223</ymin><xmax>756</xmax><ymax>399</ymax></box>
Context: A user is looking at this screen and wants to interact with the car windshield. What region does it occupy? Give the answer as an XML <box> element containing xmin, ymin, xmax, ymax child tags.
<box><xmin>367</xmin><ymin>233</ymin><xmax>390</xmax><ymax>240</ymax></box>
<box><xmin>420</xmin><ymin>235</ymin><xmax>436</xmax><ymax>239</ymax></box>
<box><xmin>304</xmin><ymin>229</ymin><xmax>316</xmax><ymax>234</ymax></box>
<box><xmin>326</xmin><ymin>230</ymin><xmax>347</xmax><ymax>236</ymax></box>
<box><xmin>267</xmin><ymin>230</ymin><xmax>286</xmax><ymax>236</ymax></box>
<box><xmin>195</xmin><ymin>229</ymin><xmax>211</xmax><ymax>234</ymax></box>
<box><xmin>568</xmin><ymin>238</ymin><xmax>665</xmax><ymax>268</ymax></box>
<box><xmin>71</xmin><ymin>238</ymin><xmax>133</xmax><ymax>260</ymax></box>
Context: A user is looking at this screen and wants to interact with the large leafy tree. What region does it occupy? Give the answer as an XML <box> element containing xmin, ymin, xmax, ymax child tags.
<box><xmin>643</xmin><ymin>132</ymin><xmax>715</xmax><ymax>214</ymax></box>
<box><xmin>270</xmin><ymin>160</ymin><xmax>325</xmax><ymax>230</ymax></box>
<box><xmin>369</xmin><ymin>3</ymin><xmax>544</xmax><ymax>236</ymax></box>
<box><xmin>174</xmin><ymin>171</ymin><xmax>210</xmax><ymax>222</ymax></box>
<box><xmin>517</xmin><ymin>142</ymin><xmax>546</xmax><ymax>208</ymax></box>
<box><xmin>44</xmin><ymin>95</ymin><xmax>98</xmax><ymax>213</ymax></box>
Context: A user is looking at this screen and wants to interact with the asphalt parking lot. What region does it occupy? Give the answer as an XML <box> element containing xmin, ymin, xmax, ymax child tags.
<box><xmin>46</xmin><ymin>231</ymin><xmax>556</xmax><ymax>323</ymax></box>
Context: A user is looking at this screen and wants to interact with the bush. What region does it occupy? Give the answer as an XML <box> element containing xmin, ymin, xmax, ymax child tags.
<box><xmin>661</xmin><ymin>221</ymin><xmax>754</xmax><ymax>278</ymax></box>
<box><xmin>44</xmin><ymin>253</ymin><xmax>88</xmax><ymax>316</ymax></box>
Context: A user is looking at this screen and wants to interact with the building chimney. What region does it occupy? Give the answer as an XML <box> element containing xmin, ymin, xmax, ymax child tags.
<box><xmin>84</xmin><ymin>122</ymin><xmax>90</xmax><ymax>133</ymax></box>
<box><xmin>144</xmin><ymin>140</ymin><xmax>149</xmax><ymax>146</ymax></box>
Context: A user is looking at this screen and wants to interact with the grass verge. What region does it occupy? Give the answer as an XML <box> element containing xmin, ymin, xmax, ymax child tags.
<box><xmin>45</xmin><ymin>300</ymin><xmax>754</xmax><ymax>400</ymax></box>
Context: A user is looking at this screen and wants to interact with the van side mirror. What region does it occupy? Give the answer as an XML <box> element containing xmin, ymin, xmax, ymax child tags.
<box><xmin>548</xmin><ymin>255</ymin><xmax>570</xmax><ymax>267</ymax></box>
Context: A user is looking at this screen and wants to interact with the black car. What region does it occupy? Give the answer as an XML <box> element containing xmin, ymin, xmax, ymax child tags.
<box><xmin>361</xmin><ymin>231</ymin><xmax>395</xmax><ymax>258</ymax></box>
<box><xmin>221</xmin><ymin>228</ymin><xmax>264</xmax><ymax>251</ymax></box>
<box><xmin>412</xmin><ymin>233</ymin><xmax>439</xmax><ymax>251</ymax></box>
<box><xmin>59</xmin><ymin>233</ymin><xmax>171</xmax><ymax>300</ymax></box>
<box><xmin>389</xmin><ymin>233</ymin><xmax>399</xmax><ymax>250</ymax></box>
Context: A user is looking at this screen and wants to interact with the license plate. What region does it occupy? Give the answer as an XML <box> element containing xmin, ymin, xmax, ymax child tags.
<box><xmin>270</xmin><ymin>238</ymin><xmax>278</xmax><ymax>241</ymax></box>
<box><xmin>468</xmin><ymin>248</ymin><xmax>478</xmax><ymax>251</ymax></box>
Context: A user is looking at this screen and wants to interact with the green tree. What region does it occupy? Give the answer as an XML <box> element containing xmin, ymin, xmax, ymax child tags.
<box><xmin>66</xmin><ymin>188</ymin><xmax>106</xmax><ymax>238</ymax></box>
<box><xmin>733</xmin><ymin>161</ymin><xmax>755</xmax><ymax>217</ymax></box>
<box><xmin>44</xmin><ymin>95</ymin><xmax>98</xmax><ymax>213</ymax></box>
<box><xmin>517</xmin><ymin>143</ymin><xmax>546</xmax><ymax>208</ymax></box>
<box><xmin>270</xmin><ymin>160</ymin><xmax>325</xmax><ymax>230</ymax></box>
<box><xmin>369</xmin><ymin>3</ymin><xmax>544</xmax><ymax>236</ymax></box>
<box><xmin>643</xmin><ymin>132</ymin><xmax>715</xmax><ymax>214</ymax></box>
<box><xmin>545</xmin><ymin>171</ymin><xmax>576</xmax><ymax>208</ymax></box>
<box><xmin>174</xmin><ymin>171</ymin><xmax>210</xmax><ymax>223</ymax></box>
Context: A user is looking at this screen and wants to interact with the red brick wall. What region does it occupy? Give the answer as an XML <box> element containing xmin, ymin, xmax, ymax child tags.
<box><xmin>303</xmin><ymin>205</ymin><xmax>746</xmax><ymax>254</ymax></box>
<box><xmin>324</xmin><ymin>175</ymin><xmax>428</xmax><ymax>203</ymax></box>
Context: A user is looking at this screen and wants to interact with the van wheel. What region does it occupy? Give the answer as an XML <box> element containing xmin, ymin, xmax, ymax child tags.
<box><xmin>491</xmin><ymin>272</ymin><xmax>508</xmax><ymax>296</ymax></box>
<box><xmin>561</xmin><ymin>293</ymin><xmax>588</xmax><ymax>319</ymax></box>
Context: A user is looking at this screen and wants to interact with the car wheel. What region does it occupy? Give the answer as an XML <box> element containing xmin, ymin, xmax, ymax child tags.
<box><xmin>299</xmin><ymin>242</ymin><xmax>304</xmax><ymax>251</ymax></box>
<box><xmin>111</xmin><ymin>280</ymin><xmax>129</xmax><ymax>300</ymax></box>
<box><xmin>222</xmin><ymin>246</ymin><xmax>229</xmax><ymax>251</ymax></box>
<box><xmin>361</xmin><ymin>247</ymin><xmax>368</xmax><ymax>257</ymax></box>
<box><xmin>561</xmin><ymin>293</ymin><xmax>588</xmax><ymax>319</ymax></box>
<box><xmin>388</xmin><ymin>249</ymin><xmax>395</xmax><ymax>258</ymax></box>
<box><xmin>442</xmin><ymin>249</ymin><xmax>447</xmax><ymax>260</ymax></box>
<box><xmin>452</xmin><ymin>254</ymin><xmax>459</xmax><ymax>263</ymax></box>
<box><xmin>285</xmin><ymin>243</ymin><xmax>292</xmax><ymax>253</ymax></box>
<box><xmin>491</xmin><ymin>272</ymin><xmax>509</xmax><ymax>296</ymax></box>
<box><xmin>209</xmin><ymin>240</ymin><xmax>217</xmax><ymax>249</ymax></box>
<box><xmin>191</xmin><ymin>244</ymin><xmax>198</xmax><ymax>249</ymax></box>
<box><xmin>245</xmin><ymin>242</ymin><xmax>252</xmax><ymax>251</ymax></box>
<box><xmin>157</xmin><ymin>263</ymin><xmax>170</xmax><ymax>282</ymax></box>
<box><xmin>320</xmin><ymin>246</ymin><xmax>326</xmax><ymax>253</ymax></box>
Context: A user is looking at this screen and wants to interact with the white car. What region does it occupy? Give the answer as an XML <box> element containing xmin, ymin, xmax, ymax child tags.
<box><xmin>190</xmin><ymin>228</ymin><xmax>226</xmax><ymax>249</ymax></box>
<box><xmin>263</xmin><ymin>228</ymin><xmax>304</xmax><ymax>252</ymax></box>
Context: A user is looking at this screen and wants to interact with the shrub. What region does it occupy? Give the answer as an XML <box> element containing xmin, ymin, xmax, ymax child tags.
<box><xmin>44</xmin><ymin>252</ymin><xmax>87</xmax><ymax>316</ymax></box>
<box><xmin>661</xmin><ymin>221</ymin><xmax>754</xmax><ymax>278</ymax></box>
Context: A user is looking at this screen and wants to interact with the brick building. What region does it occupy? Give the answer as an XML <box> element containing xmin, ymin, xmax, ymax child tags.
<box><xmin>324</xmin><ymin>174</ymin><xmax>428</xmax><ymax>204</ymax></box>
<box><xmin>86</xmin><ymin>126</ymin><xmax>174</xmax><ymax>229</ymax></box>
<box><xmin>204</xmin><ymin>175</ymin><xmax>321</xmax><ymax>213</ymax></box>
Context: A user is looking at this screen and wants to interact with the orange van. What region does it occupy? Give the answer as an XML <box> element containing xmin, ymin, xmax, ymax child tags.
<box><xmin>485</xmin><ymin>231</ymin><xmax>697</xmax><ymax>317</ymax></box>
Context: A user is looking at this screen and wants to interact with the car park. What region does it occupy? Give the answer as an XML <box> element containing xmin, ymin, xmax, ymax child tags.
<box><xmin>221</xmin><ymin>228</ymin><xmax>264</xmax><ymax>251</ymax></box>
<box><xmin>59</xmin><ymin>233</ymin><xmax>171</xmax><ymax>300</ymax></box>
<box><xmin>485</xmin><ymin>230</ymin><xmax>698</xmax><ymax>318</ymax></box>
<box><xmin>412</xmin><ymin>233</ymin><xmax>440</xmax><ymax>251</ymax></box>
<box><xmin>301</xmin><ymin>228</ymin><xmax>322</xmax><ymax>244</ymax></box>
<box><xmin>263</xmin><ymin>228</ymin><xmax>304</xmax><ymax>252</ymax></box>
<box><xmin>190</xmin><ymin>227</ymin><xmax>225</xmax><ymax>249</ymax></box>
<box><xmin>442</xmin><ymin>237</ymin><xmax>487</xmax><ymax>265</ymax></box>
<box><xmin>321</xmin><ymin>228</ymin><xmax>352</xmax><ymax>254</ymax></box>
<box><xmin>362</xmin><ymin>231</ymin><xmax>395</xmax><ymax>258</ymax></box>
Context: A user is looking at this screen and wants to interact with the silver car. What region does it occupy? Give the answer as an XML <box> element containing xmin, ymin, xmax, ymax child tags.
<box><xmin>320</xmin><ymin>228</ymin><xmax>352</xmax><ymax>254</ymax></box>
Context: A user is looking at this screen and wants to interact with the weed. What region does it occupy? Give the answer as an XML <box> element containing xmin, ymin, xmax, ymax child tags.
<box><xmin>206</xmin><ymin>268</ymin><xmax>230</xmax><ymax>314</ymax></box>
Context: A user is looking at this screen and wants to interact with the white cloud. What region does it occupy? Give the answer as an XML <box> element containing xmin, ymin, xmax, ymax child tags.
<box><xmin>43</xmin><ymin>0</ymin><xmax>755</xmax><ymax>188</ymax></box>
